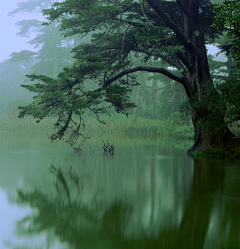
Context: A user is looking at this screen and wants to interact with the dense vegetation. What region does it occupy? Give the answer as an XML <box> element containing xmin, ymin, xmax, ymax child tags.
<box><xmin>1</xmin><ymin>0</ymin><xmax>240</xmax><ymax>157</ymax></box>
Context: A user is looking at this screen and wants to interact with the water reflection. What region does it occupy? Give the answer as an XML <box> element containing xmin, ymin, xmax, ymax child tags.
<box><xmin>1</xmin><ymin>136</ymin><xmax>240</xmax><ymax>248</ymax></box>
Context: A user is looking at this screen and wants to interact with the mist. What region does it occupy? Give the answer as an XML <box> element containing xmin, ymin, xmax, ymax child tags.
<box><xmin>0</xmin><ymin>0</ymin><xmax>240</xmax><ymax>248</ymax></box>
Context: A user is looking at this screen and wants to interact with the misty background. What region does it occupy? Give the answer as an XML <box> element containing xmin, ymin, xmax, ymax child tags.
<box><xmin>0</xmin><ymin>0</ymin><xmax>227</xmax><ymax>124</ymax></box>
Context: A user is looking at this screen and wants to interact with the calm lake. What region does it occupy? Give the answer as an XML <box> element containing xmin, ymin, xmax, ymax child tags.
<box><xmin>0</xmin><ymin>134</ymin><xmax>240</xmax><ymax>249</ymax></box>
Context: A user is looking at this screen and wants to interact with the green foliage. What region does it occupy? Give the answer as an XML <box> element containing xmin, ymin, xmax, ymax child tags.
<box><xmin>207</xmin><ymin>53</ymin><xmax>231</xmax><ymax>81</ymax></box>
<box><xmin>215</xmin><ymin>73</ymin><xmax>240</xmax><ymax>123</ymax></box>
<box><xmin>138</xmin><ymin>105</ymin><xmax>152</xmax><ymax>119</ymax></box>
<box><xmin>157</xmin><ymin>81</ymin><xmax>187</xmax><ymax>120</ymax></box>
<box><xmin>7</xmin><ymin>50</ymin><xmax>38</xmax><ymax>63</ymax></box>
<box><xmin>194</xmin><ymin>148</ymin><xmax>226</xmax><ymax>159</ymax></box>
<box><xmin>180</xmin><ymin>91</ymin><xmax>225</xmax><ymax>137</ymax></box>
<box><xmin>16</xmin><ymin>0</ymin><xmax>222</xmax><ymax>149</ymax></box>
<box><xmin>157</xmin><ymin>111</ymin><xmax>194</xmax><ymax>139</ymax></box>
<box><xmin>212</xmin><ymin>0</ymin><xmax>240</xmax><ymax>69</ymax></box>
<box><xmin>172</xmin><ymin>125</ymin><xmax>194</xmax><ymax>139</ymax></box>
<box><xmin>180</xmin><ymin>75</ymin><xmax>240</xmax><ymax>139</ymax></box>
<box><xmin>18</xmin><ymin>68</ymin><xmax>136</xmax><ymax>150</ymax></box>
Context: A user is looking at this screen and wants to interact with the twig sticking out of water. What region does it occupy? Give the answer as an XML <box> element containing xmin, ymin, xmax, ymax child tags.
<box><xmin>101</xmin><ymin>139</ymin><xmax>115</xmax><ymax>154</ymax></box>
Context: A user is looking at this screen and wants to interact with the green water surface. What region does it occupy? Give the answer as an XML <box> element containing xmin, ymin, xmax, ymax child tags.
<box><xmin>0</xmin><ymin>134</ymin><xmax>239</xmax><ymax>249</ymax></box>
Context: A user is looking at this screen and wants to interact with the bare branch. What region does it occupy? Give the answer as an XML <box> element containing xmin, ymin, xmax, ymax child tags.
<box><xmin>103</xmin><ymin>66</ymin><xmax>188</xmax><ymax>87</ymax></box>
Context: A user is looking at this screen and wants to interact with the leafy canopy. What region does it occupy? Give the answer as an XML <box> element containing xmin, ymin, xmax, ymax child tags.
<box><xmin>18</xmin><ymin>0</ymin><xmax>220</xmax><ymax>150</ymax></box>
<box><xmin>212</xmin><ymin>0</ymin><xmax>240</xmax><ymax>69</ymax></box>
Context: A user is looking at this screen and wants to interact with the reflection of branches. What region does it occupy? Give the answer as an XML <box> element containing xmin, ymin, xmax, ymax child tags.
<box><xmin>13</xmin><ymin>159</ymin><xmax>239</xmax><ymax>248</ymax></box>
<box><xmin>17</xmin><ymin>190</ymin><xmax>58</xmax><ymax>232</ymax></box>
<box><xmin>4</xmin><ymin>241</ymin><xmax>42</xmax><ymax>249</ymax></box>
<box><xmin>16</xmin><ymin>188</ymin><xmax>132</xmax><ymax>249</ymax></box>
<box><xmin>50</xmin><ymin>164</ymin><xmax>88</xmax><ymax>203</ymax></box>
<box><xmin>50</xmin><ymin>164</ymin><xmax>71</xmax><ymax>204</ymax></box>
<box><xmin>68</xmin><ymin>168</ymin><xmax>81</xmax><ymax>196</ymax></box>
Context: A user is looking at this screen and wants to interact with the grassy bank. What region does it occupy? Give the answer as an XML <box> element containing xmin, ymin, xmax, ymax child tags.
<box><xmin>85</xmin><ymin>112</ymin><xmax>194</xmax><ymax>139</ymax></box>
<box><xmin>2</xmin><ymin>115</ymin><xmax>240</xmax><ymax>159</ymax></box>
<box><xmin>0</xmin><ymin>118</ymin><xmax>55</xmax><ymax>135</ymax></box>
<box><xmin>0</xmin><ymin>112</ymin><xmax>194</xmax><ymax>140</ymax></box>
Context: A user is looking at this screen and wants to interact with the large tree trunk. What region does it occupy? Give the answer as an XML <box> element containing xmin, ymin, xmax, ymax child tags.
<box><xmin>138</xmin><ymin>0</ymin><xmax>239</xmax><ymax>155</ymax></box>
<box><xmin>185</xmin><ymin>29</ymin><xmax>237</xmax><ymax>155</ymax></box>
<box><xmin>187</xmin><ymin>110</ymin><xmax>237</xmax><ymax>156</ymax></box>
<box><xmin>175</xmin><ymin>0</ymin><xmax>238</xmax><ymax>155</ymax></box>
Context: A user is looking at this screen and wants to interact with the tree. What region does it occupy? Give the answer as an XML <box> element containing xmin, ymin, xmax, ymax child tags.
<box><xmin>18</xmin><ymin>0</ymin><xmax>239</xmax><ymax>154</ymax></box>
<box><xmin>212</xmin><ymin>0</ymin><xmax>240</xmax><ymax>69</ymax></box>
<box><xmin>0</xmin><ymin>59</ymin><xmax>35</xmax><ymax>114</ymax></box>
<box><xmin>211</xmin><ymin>0</ymin><xmax>240</xmax><ymax>136</ymax></box>
<box><xmin>8</xmin><ymin>0</ymin><xmax>73</xmax><ymax>77</ymax></box>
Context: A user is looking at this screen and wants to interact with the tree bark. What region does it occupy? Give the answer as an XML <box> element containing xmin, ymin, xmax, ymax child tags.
<box><xmin>144</xmin><ymin>0</ymin><xmax>240</xmax><ymax>154</ymax></box>
<box><xmin>176</xmin><ymin>0</ymin><xmax>238</xmax><ymax>154</ymax></box>
<box><xmin>187</xmin><ymin>111</ymin><xmax>237</xmax><ymax>156</ymax></box>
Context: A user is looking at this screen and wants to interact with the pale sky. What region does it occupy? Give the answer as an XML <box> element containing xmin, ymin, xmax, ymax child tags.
<box><xmin>0</xmin><ymin>0</ymin><xmax>227</xmax><ymax>63</ymax></box>
<box><xmin>0</xmin><ymin>0</ymin><xmax>38</xmax><ymax>63</ymax></box>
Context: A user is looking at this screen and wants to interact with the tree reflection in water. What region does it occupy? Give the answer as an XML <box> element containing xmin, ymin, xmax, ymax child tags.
<box><xmin>12</xmin><ymin>159</ymin><xmax>240</xmax><ymax>249</ymax></box>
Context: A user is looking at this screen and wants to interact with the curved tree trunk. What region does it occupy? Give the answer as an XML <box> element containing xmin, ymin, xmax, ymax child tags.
<box><xmin>187</xmin><ymin>111</ymin><xmax>237</xmax><ymax>156</ymax></box>
<box><xmin>174</xmin><ymin>0</ymin><xmax>238</xmax><ymax>155</ymax></box>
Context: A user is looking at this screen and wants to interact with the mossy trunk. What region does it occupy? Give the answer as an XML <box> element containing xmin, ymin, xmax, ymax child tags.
<box><xmin>187</xmin><ymin>110</ymin><xmax>237</xmax><ymax>156</ymax></box>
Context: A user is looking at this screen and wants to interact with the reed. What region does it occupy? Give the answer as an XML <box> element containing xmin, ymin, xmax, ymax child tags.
<box><xmin>0</xmin><ymin>113</ymin><xmax>198</xmax><ymax>140</ymax></box>
<box><xmin>0</xmin><ymin>118</ymin><xmax>55</xmax><ymax>135</ymax></box>
<box><xmin>84</xmin><ymin>119</ymin><xmax>160</xmax><ymax>137</ymax></box>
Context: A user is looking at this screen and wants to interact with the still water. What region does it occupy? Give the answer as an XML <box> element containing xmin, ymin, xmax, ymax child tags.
<box><xmin>0</xmin><ymin>134</ymin><xmax>240</xmax><ymax>249</ymax></box>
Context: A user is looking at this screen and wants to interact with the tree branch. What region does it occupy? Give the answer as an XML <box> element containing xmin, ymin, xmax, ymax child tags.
<box><xmin>171</xmin><ymin>54</ymin><xmax>187</xmax><ymax>75</ymax></box>
<box><xmin>176</xmin><ymin>51</ymin><xmax>191</xmax><ymax>69</ymax></box>
<box><xmin>111</xmin><ymin>17</ymin><xmax>145</xmax><ymax>28</ymax></box>
<box><xmin>132</xmin><ymin>47</ymin><xmax>185</xmax><ymax>71</ymax></box>
<box><xmin>176</xmin><ymin>0</ymin><xmax>188</xmax><ymax>15</ymax></box>
<box><xmin>103</xmin><ymin>66</ymin><xmax>188</xmax><ymax>87</ymax></box>
<box><xmin>144</xmin><ymin>0</ymin><xmax>200</xmax><ymax>54</ymax></box>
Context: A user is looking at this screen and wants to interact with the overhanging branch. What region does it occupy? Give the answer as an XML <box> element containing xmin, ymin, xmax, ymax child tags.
<box><xmin>103</xmin><ymin>66</ymin><xmax>188</xmax><ymax>87</ymax></box>
<box><xmin>132</xmin><ymin>47</ymin><xmax>185</xmax><ymax>71</ymax></box>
